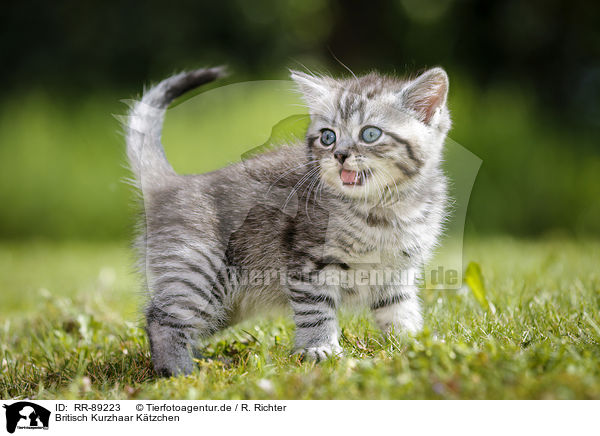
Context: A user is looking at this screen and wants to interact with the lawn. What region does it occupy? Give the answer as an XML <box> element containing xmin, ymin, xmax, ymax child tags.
<box><xmin>1</xmin><ymin>237</ymin><xmax>599</xmax><ymax>399</ymax></box>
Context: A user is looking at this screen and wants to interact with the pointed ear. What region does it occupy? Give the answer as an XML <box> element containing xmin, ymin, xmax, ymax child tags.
<box><xmin>400</xmin><ymin>67</ymin><xmax>449</xmax><ymax>125</ymax></box>
<box><xmin>290</xmin><ymin>70</ymin><xmax>332</xmax><ymax>111</ymax></box>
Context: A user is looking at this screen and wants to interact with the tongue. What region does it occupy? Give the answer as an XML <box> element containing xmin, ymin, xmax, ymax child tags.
<box><xmin>341</xmin><ymin>169</ymin><xmax>359</xmax><ymax>185</ymax></box>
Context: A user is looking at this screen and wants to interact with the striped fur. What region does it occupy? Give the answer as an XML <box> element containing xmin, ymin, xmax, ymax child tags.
<box><xmin>126</xmin><ymin>67</ymin><xmax>451</xmax><ymax>376</ymax></box>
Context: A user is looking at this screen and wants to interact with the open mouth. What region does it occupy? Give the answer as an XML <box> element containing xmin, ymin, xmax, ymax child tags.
<box><xmin>340</xmin><ymin>169</ymin><xmax>368</xmax><ymax>186</ymax></box>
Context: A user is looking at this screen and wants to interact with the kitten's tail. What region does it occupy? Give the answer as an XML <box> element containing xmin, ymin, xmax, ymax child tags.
<box><xmin>126</xmin><ymin>67</ymin><xmax>226</xmax><ymax>181</ymax></box>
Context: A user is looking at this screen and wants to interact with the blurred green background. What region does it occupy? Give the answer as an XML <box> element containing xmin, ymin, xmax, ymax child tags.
<box><xmin>1</xmin><ymin>0</ymin><xmax>599</xmax><ymax>241</ymax></box>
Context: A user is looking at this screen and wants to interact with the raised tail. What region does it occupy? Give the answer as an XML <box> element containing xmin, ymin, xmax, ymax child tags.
<box><xmin>126</xmin><ymin>67</ymin><xmax>225</xmax><ymax>181</ymax></box>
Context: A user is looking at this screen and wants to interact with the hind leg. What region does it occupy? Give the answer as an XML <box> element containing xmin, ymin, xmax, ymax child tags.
<box><xmin>145</xmin><ymin>286</ymin><xmax>226</xmax><ymax>376</ymax></box>
<box><xmin>146</xmin><ymin>309</ymin><xmax>194</xmax><ymax>376</ymax></box>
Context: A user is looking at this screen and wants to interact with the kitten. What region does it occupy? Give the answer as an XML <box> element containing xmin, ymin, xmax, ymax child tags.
<box><xmin>126</xmin><ymin>66</ymin><xmax>450</xmax><ymax>376</ymax></box>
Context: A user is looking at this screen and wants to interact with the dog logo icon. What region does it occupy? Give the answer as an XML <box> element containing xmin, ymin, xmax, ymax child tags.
<box><xmin>2</xmin><ymin>402</ymin><xmax>50</xmax><ymax>433</ymax></box>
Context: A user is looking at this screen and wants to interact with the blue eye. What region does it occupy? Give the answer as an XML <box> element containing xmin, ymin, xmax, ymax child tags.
<box><xmin>361</xmin><ymin>126</ymin><xmax>382</xmax><ymax>143</ymax></box>
<box><xmin>320</xmin><ymin>129</ymin><xmax>336</xmax><ymax>146</ymax></box>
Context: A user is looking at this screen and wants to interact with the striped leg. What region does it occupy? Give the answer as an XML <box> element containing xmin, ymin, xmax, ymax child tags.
<box><xmin>146</xmin><ymin>304</ymin><xmax>196</xmax><ymax>377</ymax></box>
<box><xmin>288</xmin><ymin>281</ymin><xmax>342</xmax><ymax>362</ymax></box>
<box><xmin>146</xmin><ymin>287</ymin><xmax>225</xmax><ymax>376</ymax></box>
<box><xmin>371</xmin><ymin>284</ymin><xmax>423</xmax><ymax>335</ymax></box>
<box><xmin>146</xmin><ymin>252</ymin><xmax>229</xmax><ymax>376</ymax></box>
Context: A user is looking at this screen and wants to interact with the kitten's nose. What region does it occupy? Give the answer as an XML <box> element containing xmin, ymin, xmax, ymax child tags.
<box><xmin>334</xmin><ymin>151</ymin><xmax>349</xmax><ymax>164</ymax></box>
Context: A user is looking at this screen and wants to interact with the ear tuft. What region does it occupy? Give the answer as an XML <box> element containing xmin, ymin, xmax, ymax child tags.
<box><xmin>290</xmin><ymin>70</ymin><xmax>329</xmax><ymax>99</ymax></box>
<box><xmin>401</xmin><ymin>67</ymin><xmax>449</xmax><ymax>125</ymax></box>
<box><xmin>289</xmin><ymin>70</ymin><xmax>332</xmax><ymax>108</ymax></box>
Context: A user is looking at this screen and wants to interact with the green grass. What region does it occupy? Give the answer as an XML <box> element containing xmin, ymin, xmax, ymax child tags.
<box><xmin>1</xmin><ymin>237</ymin><xmax>599</xmax><ymax>399</ymax></box>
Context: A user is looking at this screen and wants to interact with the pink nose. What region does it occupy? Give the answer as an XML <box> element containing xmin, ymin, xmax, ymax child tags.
<box><xmin>334</xmin><ymin>151</ymin><xmax>349</xmax><ymax>164</ymax></box>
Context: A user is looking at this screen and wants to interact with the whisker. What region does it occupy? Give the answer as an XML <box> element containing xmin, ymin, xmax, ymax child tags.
<box><xmin>267</xmin><ymin>159</ymin><xmax>320</xmax><ymax>193</ymax></box>
<box><xmin>304</xmin><ymin>171</ymin><xmax>321</xmax><ymax>222</ymax></box>
<box><xmin>377</xmin><ymin>167</ymin><xmax>401</xmax><ymax>204</ymax></box>
<box><xmin>282</xmin><ymin>165</ymin><xmax>321</xmax><ymax>211</ymax></box>
<box><xmin>328</xmin><ymin>48</ymin><xmax>359</xmax><ymax>83</ymax></box>
<box><xmin>312</xmin><ymin>178</ymin><xmax>324</xmax><ymax>215</ymax></box>
<box><xmin>367</xmin><ymin>168</ymin><xmax>384</xmax><ymax>204</ymax></box>
<box><xmin>375</xmin><ymin>170</ymin><xmax>393</xmax><ymax>206</ymax></box>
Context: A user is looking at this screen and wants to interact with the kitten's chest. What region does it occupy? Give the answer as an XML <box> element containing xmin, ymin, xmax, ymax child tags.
<box><xmin>324</xmin><ymin>212</ymin><xmax>414</xmax><ymax>267</ymax></box>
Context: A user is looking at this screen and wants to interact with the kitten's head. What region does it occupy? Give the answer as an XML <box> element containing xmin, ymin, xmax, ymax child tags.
<box><xmin>291</xmin><ymin>68</ymin><xmax>451</xmax><ymax>202</ymax></box>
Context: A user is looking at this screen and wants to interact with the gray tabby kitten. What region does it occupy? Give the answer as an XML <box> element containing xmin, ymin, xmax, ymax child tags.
<box><xmin>126</xmin><ymin>66</ymin><xmax>450</xmax><ymax>376</ymax></box>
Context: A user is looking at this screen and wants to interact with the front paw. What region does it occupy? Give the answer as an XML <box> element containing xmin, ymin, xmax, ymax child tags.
<box><xmin>294</xmin><ymin>344</ymin><xmax>343</xmax><ymax>362</ymax></box>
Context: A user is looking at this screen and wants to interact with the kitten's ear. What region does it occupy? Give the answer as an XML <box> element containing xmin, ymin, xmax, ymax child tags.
<box><xmin>400</xmin><ymin>67</ymin><xmax>449</xmax><ymax>125</ymax></box>
<box><xmin>290</xmin><ymin>70</ymin><xmax>332</xmax><ymax>111</ymax></box>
